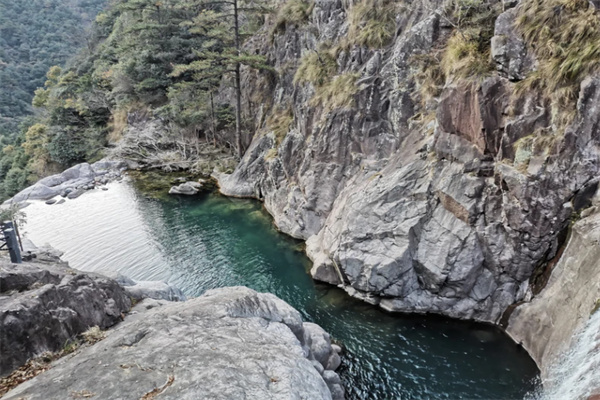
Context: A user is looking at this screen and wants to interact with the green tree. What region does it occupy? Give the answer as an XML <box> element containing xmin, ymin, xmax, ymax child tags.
<box><xmin>172</xmin><ymin>0</ymin><xmax>273</xmax><ymax>158</ymax></box>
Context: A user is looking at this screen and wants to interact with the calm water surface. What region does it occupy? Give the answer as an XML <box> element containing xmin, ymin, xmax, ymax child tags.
<box><xmin>23</xmin><ymin>180</ymin><xmax>539</xmax><ymax>399</ymax></box>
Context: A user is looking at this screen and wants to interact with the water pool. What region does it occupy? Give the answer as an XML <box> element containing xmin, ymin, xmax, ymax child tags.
<box><xmin>22</xmin><ymin>180</ymin><xmax>539</xmax><ymax>399</ymax></box>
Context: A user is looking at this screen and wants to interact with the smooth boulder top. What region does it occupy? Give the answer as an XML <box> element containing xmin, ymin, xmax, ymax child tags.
<box><xmin>3</xmin><ymin>286</ymin><xmax>344</xmax><ymax>400</ymax></box>
<box><xmin>4</xmin><ymin>160</ymin><xmax>127</xmax><ymax>205</ymax></box>
<box><xmin>168</xmin><ymin>181</ymin><xmax>204</xmax><ymax>195</ymax></box>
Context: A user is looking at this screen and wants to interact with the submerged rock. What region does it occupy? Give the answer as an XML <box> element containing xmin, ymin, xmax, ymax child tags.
<box><xmin>168</xmin><ymin>181</ymin><xmax>203</xmax><ymax>195</ymax></box>
<box><xmin>3</xmin><ymin>286</ymin><xmax>344</xmax><ymax>400</ymax></box>
<box><xmin>106</xmin><ymin>272</ymin><xmax>187</xmax><ymax>302</ymax></box>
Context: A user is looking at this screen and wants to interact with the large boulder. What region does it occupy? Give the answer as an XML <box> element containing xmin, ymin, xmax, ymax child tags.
<box><xmin>4</xmin><ymin>160</ymin><xmax>126</xmax><ymax>205</ymax></box>
<box><xmin>0</xmin><ymin>258</ymin><xmax>131</xmax><ymax>376</ymax></box>
<box><xmin>3</xmin><ymin>287</ymin><xmax>344</xmax><ymax>400</ymax></box>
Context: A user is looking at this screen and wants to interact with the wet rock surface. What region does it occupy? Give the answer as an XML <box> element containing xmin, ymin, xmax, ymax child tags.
<box><xmin>3</xmin><ymin>287</ymin><xmax>344</xmax><ymax>400</ymax></box>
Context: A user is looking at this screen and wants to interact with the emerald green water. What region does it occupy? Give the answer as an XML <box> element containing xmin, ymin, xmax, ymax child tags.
<box><xmin>24</xmin><ymin>183</ymin><xmax>540</xmax><ymax>399</ymax></box>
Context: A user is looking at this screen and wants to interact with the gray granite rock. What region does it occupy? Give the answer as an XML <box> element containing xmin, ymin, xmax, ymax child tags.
<box><xmin>491</xmin><ymin>7</ymin><xmax>535</xmax><ymax>81</ymax></box>
<box><xmin>214</xmin><ymin>0</ymin><xmax>600</xmax><ymax>327</ymax></box>
<box><xmin>0</xmin><ymin>257</ymin><xmax>131</xmax><ymax>376</ymax></box>
<box><xmin>3</xmin><ymin>287</ymin><xmax>344</xmax><ymax>400</ymax></box>
<box><xmin>507</xmin><ymin>192</ymin><xmax>600</xmax><ymax>375</ymax></box>
<box><xmin>4</xmin><ymin>160</ymin><xmax>126</xmax><ymax>205</ymax></box>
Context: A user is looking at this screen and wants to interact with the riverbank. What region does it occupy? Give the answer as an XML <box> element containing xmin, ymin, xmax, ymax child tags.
<box><xmin>0</xmin><ymin>244</ymin><xmax>344</xmax><ymax>399</ymax></box>
<box><xmin>14</xmin><ymin>176</ymin><xmax>540</xmax><ymax>398</ymax></box>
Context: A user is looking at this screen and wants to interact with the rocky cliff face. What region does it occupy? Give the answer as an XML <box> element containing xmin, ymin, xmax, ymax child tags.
<box><xmin>506</xmin><ymin>196</ymin><xmax>600</xmax><ymax>374</ymax></box>
<box><xmin>216</xmin><ymin>0</ymin><xmax>600</xmax><ymax>324</ymax></box>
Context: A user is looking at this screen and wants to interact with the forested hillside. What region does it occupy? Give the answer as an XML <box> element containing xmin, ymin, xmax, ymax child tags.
<box><xmin>0</xmin><ymin>0</ymin><xmax>271</xmax><ymax>199</ymax></box>
<box><xmin>0</xmin><ymin>0</ymin><xmax>107</xmax><ymax>133</ymax></box>
<box><xmin>0</xmin><ymin>0</ymin><xmax>108</xmax><ymax>198</ymax></box>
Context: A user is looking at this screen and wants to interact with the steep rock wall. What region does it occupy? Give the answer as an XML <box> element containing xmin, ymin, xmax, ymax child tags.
<box><xmin>506</xmin><ymin>198</ymin><xmax>600</xmax><ymax>374</ymax></box>
<box><xmin>216</xmin><ymin>0</ymin><xmax>600</xmax><ymax>323</ymax></box>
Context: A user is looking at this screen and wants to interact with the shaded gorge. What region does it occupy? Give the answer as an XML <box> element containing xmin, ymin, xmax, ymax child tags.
<box><xmin>22</xmin><ymin>179</ymin><xmax>539</xmax><ymax>399</ymax></box>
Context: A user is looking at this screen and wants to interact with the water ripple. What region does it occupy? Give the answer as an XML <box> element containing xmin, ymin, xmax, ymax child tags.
<box><xmin>22</xmin><ymin>180</ymin><xmax>540</xmax><ymax>400</ymax></box>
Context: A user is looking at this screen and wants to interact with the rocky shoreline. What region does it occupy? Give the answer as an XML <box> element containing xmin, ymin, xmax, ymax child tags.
<box><xmin>3</xmin><ymin>160</ymin><xmax>128</xmax><ymax>205</ymax></box>
<box><xmin>0</xmin><ymin>246</ymin><xmax>344</xmax><ymax>399</ymax></box>
<box><xmin>209</xmin><ymin>0</ymin><xmax>600</xmax><ymax>381</ymax></box>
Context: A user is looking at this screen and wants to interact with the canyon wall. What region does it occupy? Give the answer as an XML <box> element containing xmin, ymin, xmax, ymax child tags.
<box><xmin>216</xmin><ymin>0</ymin><xmax>600</xmax><ymax>329</ymax></box>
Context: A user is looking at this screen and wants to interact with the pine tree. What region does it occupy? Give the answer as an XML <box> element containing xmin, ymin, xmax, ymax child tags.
<box><xmin>172</xmin><ymin>0</ymin><xmax>273</xmax><ymax>159</ymax></box>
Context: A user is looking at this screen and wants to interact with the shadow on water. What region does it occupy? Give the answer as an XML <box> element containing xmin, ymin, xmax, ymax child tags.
<box><xmin>23</xmin><ymin>183</ymin><xmax>540</xmax><ymax>399</ymax></box>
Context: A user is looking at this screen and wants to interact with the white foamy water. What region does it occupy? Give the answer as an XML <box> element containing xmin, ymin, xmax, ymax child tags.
<box><xmin>535</xmin><ymin>311</ymin><xmax>600</xmax><ymax>400</ymax></box>
<box><xmin>21</xmin><ymin>180</ymin><xmax>172</xmax><ymax>283</ymax></box>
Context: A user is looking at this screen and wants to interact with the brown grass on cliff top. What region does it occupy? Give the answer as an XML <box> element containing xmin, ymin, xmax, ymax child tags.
<box><xmin>516</xmin><ymin>0</ymin><xmax>600</xmax><ymax>127</ymax></box>
<box><xmin>346</xmin><ymin>0</ymin><xmax>401</xmax><ymax>49</ymax></box>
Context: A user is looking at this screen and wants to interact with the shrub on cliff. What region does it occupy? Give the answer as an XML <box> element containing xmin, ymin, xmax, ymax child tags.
<box><xmin>346</xmin><ymin>0</ymin><xmax>402</xmax><ymax>49</ymax></box>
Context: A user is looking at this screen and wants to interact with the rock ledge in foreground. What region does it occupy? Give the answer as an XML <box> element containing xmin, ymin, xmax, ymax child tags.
<box><xmin>3</xmin><ymin>286</ymin><xmax>345</xmax><ymax>400</ymax></box>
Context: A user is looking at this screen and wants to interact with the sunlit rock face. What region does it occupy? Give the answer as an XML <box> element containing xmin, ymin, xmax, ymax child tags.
<box><xmin>3</xmin><ymin>286</ymin><xmax>344</xmax><ymax>400</ymax></box>
<box><xmin>216</xmin><ymin>0</ymin><xmax>600</xmax><ymax>323</ymax></box>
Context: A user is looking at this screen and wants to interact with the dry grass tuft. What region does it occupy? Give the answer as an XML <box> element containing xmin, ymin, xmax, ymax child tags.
<box><xmin>294</xmin><ymin>50</ymin><xmax>337</xmax><ymax>87</ymax></box>
<box><xmin>440</xmin><ymin>0</ymin><xmax>500</xmax><ymax>81</ymax></box>
<box><xmin>516</xmin><ymin>0</ymin><xmax>600</xmax><ymax>128</ymax></box>
<box><xmin>272</xmin><ymin>0</ymin><xmax>314</xmax><ymax>38</ymax></box>
<box><xmin>346</xmin><ymin>0</ymin><xmax>402</xmax><ymax>49</ymax></box>
<box><xmin>82</xmin><ymin>326</ymin><xmax>107</xmax><ymax>345</ymax></box>
<box><xmin>311</xmin><ymin>73</ymin><xmax>360</xmax><ymax>111</ymax></box>
<box><xmin>265</xmin><ymin>106</ymin><xmax>294</xmax><ymax>144</ymax></box>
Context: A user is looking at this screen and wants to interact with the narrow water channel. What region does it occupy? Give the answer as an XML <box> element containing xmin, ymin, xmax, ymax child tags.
<box><xmin>22</xmin><ymin>180</ymin><xmax>539</xmax><ymax>399</ymax></box>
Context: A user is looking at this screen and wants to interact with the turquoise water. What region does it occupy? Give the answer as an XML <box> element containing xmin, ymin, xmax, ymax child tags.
<box><xmin>24</xmin><ymin>183</ymin><xmax>540</xmax><ymax>399</ymax></box>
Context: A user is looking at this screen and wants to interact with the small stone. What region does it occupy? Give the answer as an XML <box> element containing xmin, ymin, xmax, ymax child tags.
<box><xmin>67</xmin><ymin>188</ymin><xmax>85</xmax><ymax>199</ymax></box>
<box><xmin>45</xmin><ymin>199</ymin><xmax>57</xmax><ymax>205</ymax></box>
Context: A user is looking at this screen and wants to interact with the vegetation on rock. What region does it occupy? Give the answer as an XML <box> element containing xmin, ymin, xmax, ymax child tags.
<box><xmin>516</xmin><ymin>0</ymin><xmax>600</xmax><ymax>127</ymax></box>
<box><xmin>272</xmin><ymin>0</ymin><xmax>314</xmax><ymax>38</ymax></box>
<box><xmin>294</xmin><ymin>49</ymin><xmax>338</xmax><ymax>87</ymax></box>
<box><xmin>311</xmin><ymin>73</ymin><xmax>360</xmax><ymax>112</ymax></box>
<box><xmin>0</xmin><ymin>0</ymin><xmax>274</xmax><ymax>200</ymax></box>
<box><xmin>440</xmin><ymin>0</ymin><xmax>500</xmax><ymax>81</ymax></box>
<box><xmin>346</xmin><ymin>0</ymin><xmax>400</xmax><ymax>49</ymax></box>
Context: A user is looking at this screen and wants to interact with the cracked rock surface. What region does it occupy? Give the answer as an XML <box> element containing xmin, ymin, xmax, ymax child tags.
<box><xmin>216</xmin><ymin>0</ymin><xmax>600</xmax><ymax>324</ymax></box>
<box><xmin>0</xmin><ymin>254</ymin><xmax>131</xmax><ymax>376</ymax></box>
<box><xmin>3</xmin><ymin>286</ymin><xmax>344</xmax><ymax>400</ymax></box>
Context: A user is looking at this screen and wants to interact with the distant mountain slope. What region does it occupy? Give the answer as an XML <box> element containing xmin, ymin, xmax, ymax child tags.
<box><xmin>0</xmin><ymin>0</ymin><xmax>107</xmax><ymax>135</ymax></box>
